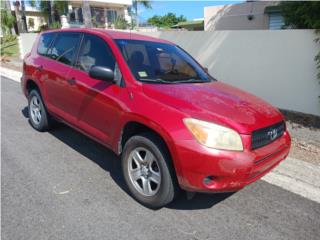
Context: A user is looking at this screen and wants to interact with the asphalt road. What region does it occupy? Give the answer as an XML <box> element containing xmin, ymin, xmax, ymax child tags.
<box><xmin>2</xmin><ymin>77</ymin><xmax>320</xmax><ymax>240</ymax></box>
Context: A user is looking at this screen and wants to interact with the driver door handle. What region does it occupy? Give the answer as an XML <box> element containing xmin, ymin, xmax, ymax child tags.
<box><xmin>67</xmin><ymin>78</ymin><xmax>76</xmax><ymax>85</ymax></box>
<box><xmin>36</xmin><ymin>65</ymin><xmax>43</xmax><ymax>72</ymax></box>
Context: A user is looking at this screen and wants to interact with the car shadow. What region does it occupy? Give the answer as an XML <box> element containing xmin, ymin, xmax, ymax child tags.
<box><xmin>166</xmin><ymin>192</ymin><xmax>234</xmax><ymax>210</ymax></box>
<box><xmin>21</xmin><ymin>106</ymin><xmax>234</xmax><ymax>210</ymax></box>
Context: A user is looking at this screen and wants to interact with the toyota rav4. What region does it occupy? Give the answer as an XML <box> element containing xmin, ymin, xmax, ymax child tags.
<box><xmin>21</xmin><ymin>29</ymin><xmax>291</xmax><ymax>208</ymax></box>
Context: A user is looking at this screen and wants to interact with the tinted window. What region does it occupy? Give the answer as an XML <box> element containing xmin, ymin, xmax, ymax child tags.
<box><xmin>76</xmin><ymin>34</ymin><xmax>115</xmax><ymax>72</ymax></box>
<box><xmin>48</xmin><ymin>32</ymin><xmax>81</xmax><ymax>66</ymax></box>
<box><xmin>116</xmin><ymin>39</ymin><xmax>212</xmax><ymax>83</ymax></box>
<box><xmin>37</xmin><ymin>33</ymin><xmax>55</xmax><ymax>56</ymax></box>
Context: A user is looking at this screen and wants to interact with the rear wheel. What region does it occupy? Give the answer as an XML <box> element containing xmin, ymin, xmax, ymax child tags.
<box><xmin>28</xmin><ymin>89</ymin><xmax>52</xmax><ymax>131</ymax></box>
<box><xmin>122</xmin><ymin>133</ymin><xmax>178</xmax><ymax>208</ymax></box>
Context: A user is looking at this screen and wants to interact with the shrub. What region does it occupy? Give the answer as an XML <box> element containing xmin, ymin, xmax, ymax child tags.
<box><xmin>114</xmin><ymin>17</ymin><xmax>129</xmax><ymax>30</ymax></box>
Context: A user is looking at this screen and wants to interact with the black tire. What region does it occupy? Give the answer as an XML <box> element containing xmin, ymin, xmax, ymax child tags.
<box><xmin>28</xmin><ymin>89</ymin><xmax>52</xmax><ymax>131</ymax></box>
<box><xmin>121</xmin><ymin>132</ymin><xmax>179</xmax><ymax>208</ymax></box>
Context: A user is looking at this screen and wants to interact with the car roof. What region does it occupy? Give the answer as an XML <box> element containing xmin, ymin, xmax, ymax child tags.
<box><xmin>42</xmin><ymin>28</ymin><xmax>173</xmax><ymax>45</ymax></box>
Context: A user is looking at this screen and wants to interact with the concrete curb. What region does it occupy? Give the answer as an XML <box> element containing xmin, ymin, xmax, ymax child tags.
<box><xmin>262</xmin><ymin>157</ymin><xmax>320</xmax><ymax>203</ymax></box>
<box><xmin>18</xmin><ymin>36</ymin><xmax>23</xmax><ymax>60</ymax></box>
<box><xmin>0</xmin><ymin>67</ymin><xmax>22</xmax><ymax>82</ymax></box>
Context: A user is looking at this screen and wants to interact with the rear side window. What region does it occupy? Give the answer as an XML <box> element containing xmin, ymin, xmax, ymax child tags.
<box><xmin>37</xmin><ymin>33</ymin><xmax>55</xmax><ymax>56</ymax></box>
<box><xmin>47</xmin><ymin>32</ymin><xmax>81</xmax><ymax>66</ymax></box>
<box><xmin>75</xmin><ymin>34</ymin><xmax>115</xmax><ymax>72</ymax></box>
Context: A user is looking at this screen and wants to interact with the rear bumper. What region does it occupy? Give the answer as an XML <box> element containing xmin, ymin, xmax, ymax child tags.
<box><xmin>174</xmin><ymin>131</ymin><xmax>291</xmax><ymax>192</ymax></box>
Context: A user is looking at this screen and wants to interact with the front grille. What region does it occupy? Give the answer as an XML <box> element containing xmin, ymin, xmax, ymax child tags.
<box><xmin>251</xmin><ymin>121</ymin><xmax>285</xmax><ymax>150</ymax></box>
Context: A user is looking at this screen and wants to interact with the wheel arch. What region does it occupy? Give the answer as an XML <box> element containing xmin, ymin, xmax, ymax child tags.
<box><xmin>25</xmin><ymin>79</ymin><xmax>40</xmax><ymax>96</ymax></box>
<box><xmin>117</xmin><ymin>119</ymin><xmax>183</xmax><ymax>181</ymax></box>
<box><xmin>119</xmin><ymin>121</ymin><xmax>172</xmax><ymax>155</ymax></box>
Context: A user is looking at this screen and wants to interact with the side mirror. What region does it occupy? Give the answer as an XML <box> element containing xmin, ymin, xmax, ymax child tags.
<box><xmin>204</xmin><ymin>67</ymin><xmax>209</xmax><ymax>73</ymax></box>
<box><xmin>89</xmin><ymin>66</ymin><xmax>114</xmax><ymax>82</ymax></box>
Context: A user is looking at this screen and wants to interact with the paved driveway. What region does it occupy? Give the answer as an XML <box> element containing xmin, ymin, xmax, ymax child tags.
<box><xmin>2</xmin><ymin>77</ymin><xmax>320</xmax><ymax>240</ymax></box>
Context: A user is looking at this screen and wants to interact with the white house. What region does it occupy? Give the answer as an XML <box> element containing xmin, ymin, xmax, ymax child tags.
<box><xmin>10</xmin><ymin>1</ymin><xmax>46</xmax><ymax>32</ymax></box>
<box><xmin>66</xmin><ymin>0</ymin><xmax>132</xmax><ymax>28</ymax></box>
<box><xmin>8</xmin><ymin>0</ymin><xmax>132</xmax><ymax>32</ymax></box>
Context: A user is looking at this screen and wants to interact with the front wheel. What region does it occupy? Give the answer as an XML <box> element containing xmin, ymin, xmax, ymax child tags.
<box><xmin>121</xmin><ymin>133</ymin><xmax>178</xmax><ymax>208</ymax></box>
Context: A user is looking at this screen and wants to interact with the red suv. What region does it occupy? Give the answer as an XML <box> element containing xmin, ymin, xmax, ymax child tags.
<box><xmin>22</xmin><ymin>29</ymin><xmax>291</xmax><ymax>208</ymax></box>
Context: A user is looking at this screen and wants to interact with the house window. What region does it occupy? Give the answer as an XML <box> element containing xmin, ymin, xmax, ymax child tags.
<box><xmin>269</xmin><ymin>13</ymin><xmax>284</xmax><ymax>30</ymax></box>
<box><xmin>107</xmin><ymin>9</ymin><xmax>117</xmax><ymax>24</ymax></box>
<box><xmin>69</xmin><ymin>7</ymin><xmax>83</xmax><ymax>23</ymax></box>
<box><xmin>91</xmin><ymin>7</ymin><xmax>105</xmax><ymax>27</ymax></box>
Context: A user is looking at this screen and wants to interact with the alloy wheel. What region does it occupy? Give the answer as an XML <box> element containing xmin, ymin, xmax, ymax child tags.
<box><xmin>30</xmin><ymin>96</ymin><xmax>42</xmax><ymax>125</ymax></box>
<box><xmin>128</xmin><ymin>147</ymin><xmax>161</xmax><ymax>197</ymax></box>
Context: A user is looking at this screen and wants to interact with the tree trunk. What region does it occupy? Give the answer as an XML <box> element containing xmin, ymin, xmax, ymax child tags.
<box><xmin>47</xmin><ymin>0</ymin><xmax>52</xmax><ymax>25</ymax></box>
<box><xmin>14</xmin><ymin>1</ymin><xmax>23</xmax><ymax>34</ymax></box>
<box><xmin>50</xmin><ymin>0</ymin><xmax>55</xmax><ymax>23</ymax></box>
<box><xmin>82</xmin><ymin>0</ymin><xmax>92</xmax><ymax>28</ymax></box>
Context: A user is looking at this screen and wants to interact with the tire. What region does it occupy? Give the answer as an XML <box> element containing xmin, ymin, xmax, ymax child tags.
<box><xmin>121</xmin><ymin>132</ymin><xmax>179</xmax><ymax>208</ymax></box>
<box><xmin>28</xmin><ymin>89</ymin><xmax>52</xmax><ymax>131</ymax></box>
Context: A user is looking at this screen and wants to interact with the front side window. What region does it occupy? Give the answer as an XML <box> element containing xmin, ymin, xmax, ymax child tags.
<box><xmin>37</xmin><ymin>33</ymin><xmax>55</xmax><ymax>56</ymax></box>
<box><xmin>76</xmin><ymin>34</ymin><xmax>115</xmax><ymax>73</ymax></box>
<box><xmin>47</xmin><ymin>32</ymin><xmax>81</xmax><ymax>66</ymax></box>
<box><xmin>116</xmin><ymin>39</ymin><xmax>213</xmax><ymax>84</ymax></box>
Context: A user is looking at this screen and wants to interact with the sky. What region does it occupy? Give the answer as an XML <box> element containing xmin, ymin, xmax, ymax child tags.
<box><xmin>139</xmin><ymin>1</ymin><xmax>242</xmax><ymax>22</ymax></box>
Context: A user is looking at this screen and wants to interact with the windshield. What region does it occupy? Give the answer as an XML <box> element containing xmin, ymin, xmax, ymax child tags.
<box><xmin>115</xmin><ymin>39</ymin><xmax>213</xmax><ymax>84</ymax></box>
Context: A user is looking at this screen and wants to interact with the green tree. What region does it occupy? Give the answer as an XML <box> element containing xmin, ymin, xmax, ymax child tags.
<box><xmin>1</xmin><ymin>0</ymin><xmax>16</xmax><ymax>35</ymax></box>
<box><xmin>147</xmin><ymin>12</ymin><xmax>187</xmax><ymax>28</ymax></box>
<box><xmin>280</xmin><ymin>1</ymin><xmax>320</xmax><ymax>78</ymax></box>
<box><xmin>29</xmin><ymin>0</ymin><xmax>67</xmax><ymax>25</ymax></box>
<box><xmin>114</xmin><ymin>17</ymin><xmax>129</xmax><ymax>30</ymax></box>
<box><xmin>280</xmin><ymin>1</ymin><xmax>320</xmax><ymax>29</ymax></box>
<box><xmin>0</xmin><ymin>9</ymin><xmax>16</xmax><ymax>35</ymax></box>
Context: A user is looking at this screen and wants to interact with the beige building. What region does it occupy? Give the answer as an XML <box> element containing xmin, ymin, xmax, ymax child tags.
<box><xmin>204</xmin><ymin>1</ymin><xmax>284</xmax><ymax>31</ymax></box>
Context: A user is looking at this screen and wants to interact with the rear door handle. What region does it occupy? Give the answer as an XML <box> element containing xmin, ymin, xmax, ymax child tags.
<box><xmin>67</xmin><ymin>78</ymin><xmax>76</xmax><ymax>85</ymax></box>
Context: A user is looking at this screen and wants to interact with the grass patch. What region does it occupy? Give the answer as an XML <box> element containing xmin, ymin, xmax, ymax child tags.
<box><xmin>1</xmin><ymin>37</ymin><xmax>19</xmax><ymax>58</ymax></box>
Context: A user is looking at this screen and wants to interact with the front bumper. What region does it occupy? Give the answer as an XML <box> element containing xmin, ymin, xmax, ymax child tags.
<box><xmin>174</xmin><ymin>131</ymin><xmax>291</xmax><ymax>192</ymax></box>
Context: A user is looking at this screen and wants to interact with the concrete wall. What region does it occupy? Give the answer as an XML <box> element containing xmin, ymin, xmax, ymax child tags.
<box><xmin>19</xmin><ymin>30</ymin><xmax>320</xmax><ymax>116</ymax></box>
<box><xmin>19</xmin><ymin>33</ymin><xmax>38</xmax><ymax>59</ymax></box>
<box><xmin>204</xmin><ymin>1</ymin><xmax>277</xmax><ymax>31</ymax></box>
<box><xmin>141</xmin><ymin>30</ymin><xmax>320</xmax><ymax>116</ymax></box>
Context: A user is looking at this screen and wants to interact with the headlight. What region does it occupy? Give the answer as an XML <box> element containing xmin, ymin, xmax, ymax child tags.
<box><xmin>183</xmin><ymin>118</ymin><xmax>243</xmax><ymax>151</ymax></box>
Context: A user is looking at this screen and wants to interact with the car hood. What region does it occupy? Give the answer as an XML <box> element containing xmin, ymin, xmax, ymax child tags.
<box><xmin>142</xmin><ymin>81</ymin><xmax>283</xmax><ymax>134</ymax></box>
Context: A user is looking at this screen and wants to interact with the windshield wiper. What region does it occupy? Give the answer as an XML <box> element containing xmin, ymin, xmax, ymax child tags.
<box><xmin>139</xmin><ymin>78</ymin><xmax>176</xmax><ymax>84</ymax></box>
<box><xmin>170</xmin><ymin>78</ymin><xmax>209</xmax><ymax>83</ymax></box>
<box><xmin>139</xmin><ymin>78</ymin><xmax>209</xmax><ymax>84</ymax></box>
